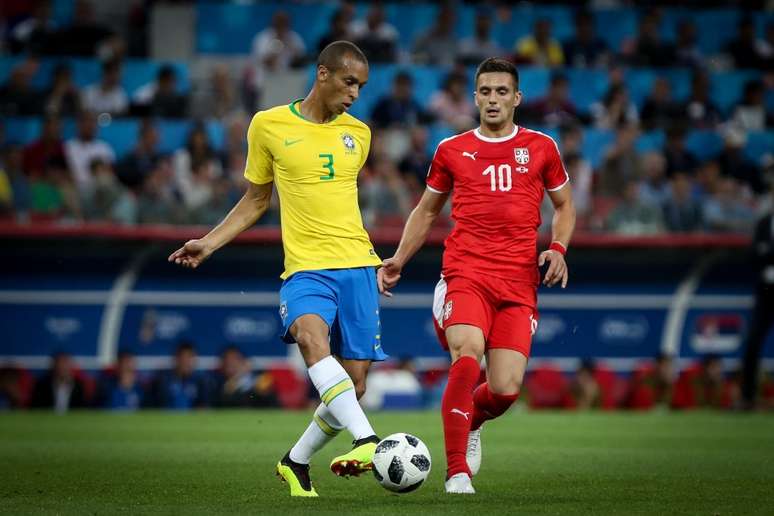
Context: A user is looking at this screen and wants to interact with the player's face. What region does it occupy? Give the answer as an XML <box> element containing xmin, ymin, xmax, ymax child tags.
<box><xmin>319</xmin><ymin>56</ymin><xmax>369</xmax><ymax>115</ymax></box>
<box><xmin>474</xmin><ymin>72</ymin><xmax>522</xmax><ymax>128</ymax></box>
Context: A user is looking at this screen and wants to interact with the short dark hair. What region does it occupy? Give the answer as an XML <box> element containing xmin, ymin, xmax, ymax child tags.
<box><xmin>475</xmin><ymin>57</ymin><xmax>519</xmax><ymax>89</ymax></box>
<box><xmin>318</xmin><ymin>40</ymin><xmax>368</xmax><ymax>72</ymax></box>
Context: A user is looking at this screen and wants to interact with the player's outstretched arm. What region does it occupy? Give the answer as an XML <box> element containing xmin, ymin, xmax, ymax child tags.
<box><xmin>168</xmin><ymin>181</ymin><xmax>273</xmax><ymax>269</ymax></box>
<box><xmin>539</xmin><ymin>184</ymin><xmax>576</xmax><ymax>288</ymax></box>
<box><xmin>378</xmin><ymin>188</ymin><xmax>449</xmax><ymax>296</ymax></box>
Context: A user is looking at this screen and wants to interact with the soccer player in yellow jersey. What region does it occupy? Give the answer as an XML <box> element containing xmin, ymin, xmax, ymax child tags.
<box><xmin>168</xmin><ymin>42</ymin><xmax>384</xmax><ymax>497</ymax></box>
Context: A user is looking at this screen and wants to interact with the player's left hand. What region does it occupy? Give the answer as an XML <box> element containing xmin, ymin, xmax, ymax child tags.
<box><xmin>538</xmin><ymin>250</ymin><xmax>568</xmax><ymax>288</ymax></box>
<box><xmin>377</xmin><ymin>257</ymin><xmax>403</xmax><ymax>297</ymax></box>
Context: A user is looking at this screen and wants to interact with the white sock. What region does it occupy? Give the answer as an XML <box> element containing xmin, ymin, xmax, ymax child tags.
<box><xmin>307</xmin><ymin>356</ymin><xmax>374</xmax><ymax>440</ymax></box>
<box><xmin>289</xmin><ymin>403</ymin><xmax>343</xmax><ymax>464</ymax></box>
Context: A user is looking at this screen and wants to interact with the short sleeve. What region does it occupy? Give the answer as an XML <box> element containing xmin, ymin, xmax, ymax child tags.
<box><xmin>244</xmin><ymin>113</ymin><xmax>274</xmax><ymax>185</ymax></box>
<box><xmin>426</xmin><ymin>144</ymin><xmax>453</xmax><ymax>193</ymax></box>
<box><xmin>543</xmin><ymin>137</ymin><xmax>570</xmax><ymax>191</ymax></box>
<box><xmin>358</xmin><ymin>126</ymin><xmax>371</xmax><ymax>171</ymax></box>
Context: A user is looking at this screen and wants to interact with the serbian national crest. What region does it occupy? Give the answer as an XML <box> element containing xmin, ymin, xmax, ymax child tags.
<box><xmin>514</xmin><ymin>147</ymin><xmax>530</xmax><ymax>164</ymax></box>
<box><xmin>341</xmin><ymin>133</ymin><xmax>357</xmax><ymax>154</ymax></box>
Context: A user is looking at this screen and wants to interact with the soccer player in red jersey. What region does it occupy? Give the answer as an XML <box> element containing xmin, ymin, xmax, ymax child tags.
<box><xmin>378</xmin><ymin>58</ymin><xmax>576</xmax><ymax>494</ymax></box>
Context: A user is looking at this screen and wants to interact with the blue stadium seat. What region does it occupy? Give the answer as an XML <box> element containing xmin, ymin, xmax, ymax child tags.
<box><xmin>581</xmin><ymin>128</ymin><xmax>615</xmax><ymax>169</ymax></box>
<box><xmin>123</xmin><ymin>60</ymin><xmax>190</xmax><ymax>96</ymax></box>
<box><xmin>636</xmin><ymin>131</ymin><xmax>666</xmax><ymax>154</ymax></box>
<box><xmin>3</xmin><ymin>117</ymin><xmax>42</xmax><ymax>145</ymax></box>
<box><xmin>710</xmin><ymin>70</ymin><xmax>762</xmax><ymax>115</ymax></box>
<box><xmin>565</xmin><ymin>68</ymin><xmax>608</xmax><ymax>113</ymax></box>
<box><xmin>197</xmin><ymin>2</ymin><xmax>336</xmax><ymax>54</ymax></box>
<box><xmin>518</xmin><ymin>67</ymin><xmax>551</xmax><ymax>103</ymax></box>
<box><xmin>594</xmin><ymin>9</ymin><xmax>638</xmax><ymax>52</ymax></box>
<box><xmin>99</xmin><ymin>119</ymin><xmax>140</xmax><ymax>158</ymax></box>
<box><xmin>743</xmin><ymin>131</ymin><xmax>774</xmax><ymax>165</ymax></box>
<box><xmin>685</xmin><ymin>130</ymin><xmax>724</xmax><ymax>161</ymax></box>
<box><xmin>624</xmin><ymin>69</ymin><xmax>657</xmax><ymax>110</ymax></box>
<box><xmin>426</xmin><ymin>123</ymin><xmax>456</xmax><ymax>156</ymax></box>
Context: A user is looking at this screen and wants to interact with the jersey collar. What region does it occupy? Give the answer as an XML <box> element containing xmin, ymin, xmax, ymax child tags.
<box><xmin>288</xmin><ymin>99</ymin><xmax>338</xmax><ymax>124</ymax></box>
<box><xmin>473</xmin><ymin>125</ymin><xmax>519</xmax><ymax>143</ymax></box>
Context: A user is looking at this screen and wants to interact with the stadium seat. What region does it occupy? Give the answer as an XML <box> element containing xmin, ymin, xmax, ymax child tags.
<box><xmin>685</xmin><ymin>130</ymin><xmax>724</xmax><ymax>161</ymax></box>
<box><xmin>593</xmin><ymin>9</ymin><xmax>638</xmax><ymax>52</ymax></box>
<box><xmin>636</xmin><ymin>130</ymin><xmax>666</xmax><ymax>154</ymax></box>
<box><xmin>582</xmin><ymin>129</ymin><xmax>615</xmax><ymax>169</ymax></box>
<box><xmin>566</xmin><ymin>68</ymin><xmax>608</xmax><ymax>113</ymax></box>
<box><xmin>744</xmin><ymin>131</ymin><xmax>774</xmax><ymax>165</ymax></box>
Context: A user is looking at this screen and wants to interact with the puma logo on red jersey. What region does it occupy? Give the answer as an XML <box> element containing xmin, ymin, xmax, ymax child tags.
<box><xmin>450</xmin><ymin>408</ymin><xmax>470</xmax><ymax>420</ymax></box>
<box><xmin>462</xmin><ymin>151</ymin><xmax>477</xmax><ymax>161</ymax></box>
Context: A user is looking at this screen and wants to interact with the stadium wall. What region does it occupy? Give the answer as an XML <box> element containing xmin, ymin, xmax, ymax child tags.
<box><xmin>1</xmin><ymin>224</ymin><xmax>771</xmax><ymax>373</ymax></box>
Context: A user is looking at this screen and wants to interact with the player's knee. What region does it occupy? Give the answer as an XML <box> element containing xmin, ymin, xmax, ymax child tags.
<box><xmin>448</xmin><ymin>339</ymin><xmax>484</xmax><ymax>361</ymax></box>
<box><xmin>293</xmin><ymin>330</ymin><xmax>328</xmax><ymax>362</ymax></box>
<box><xmin>489</xmin><ymin>376</ymin><xmax>522</xmax><ymax>396</ymax></box>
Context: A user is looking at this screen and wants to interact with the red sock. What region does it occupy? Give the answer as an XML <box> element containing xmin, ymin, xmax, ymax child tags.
<box><xmin>471</xmin><ymin>382</ymin><xmax>519</xmax><ymax>431</ymax></box>
<box><xmin>441</xmin><ymin>356</ymin><xmax>480</xmax><ymax>479</ymax></box>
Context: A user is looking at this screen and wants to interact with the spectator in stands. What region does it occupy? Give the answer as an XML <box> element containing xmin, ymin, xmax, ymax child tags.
<box><xmin>0</xmin><ymin>58</ymin><xmax>41</xmax><ymax>116</ymax></box>
<box><xmin>458</xmin><ymin>8</ymin><xmax>503</xmax><ymax>66</ymax></box>
<box><xmin>717</xmin><ymin>126</ymin><xmax>762</xmax><ymax>194</ymax></box>
<box><xmin>0</xmin><ymin>145</ymin><xmax>31</xmax><ymax>221</ymax></box>
<box><xmin>703</xmin><ymin>177</ymin><xmax>755</xmax><ymax>233</ymax></box>
<box><xmin>250</xmin><ymin>10</ymin><xmax>306</xmax><ymax>109</ymax></box>
<box><xmin>22</xmin><ymin>115</ymin><xmax>67</xmax><ymax>178</ymax></box>
<box><xmin>638</xmin><ymin>152</ymin><xmax>670</xmax><ymax>208</ymax></box>
<box><xmin>683</xmin><ymin>71</ymin><xmax>722</xmax><ymax>129</ymax></box>
<box><xmin>30</xmin><ymin>352</ymin><xmax>88</xmax><ymax>412</ymax></box>
<box><xmin>370</xmin><ymin>72</ymin><xmax>430</xmax><ymax>129</ymax></box>
<box><xmin>640</xmin><ymin>78</ymin><xmax>681</xmax><ymax>131</ymax></box>
<box><xmin>98</xmin><ymin>351</ymin><xmax>144</xmax><ymax>410</ymax></box>
<box><xmin>674</xmin><ymin>19</ymin><xmax>705</xmax><ymax>69</ymax></box>
<box><xmin>562</xmin><ymin>10</ymin><xmax>610</xmax><ymax>68</ymax></box>
<box><xmin>360</xmin><ymin>153</ymin><xmax>413</xmax><ymax>228</ymax></box>
<box><xmin>662</xmin><ymin>172</ymin><xmax>704</xmax><ymax>232</ymax></box>
<box><xmin>559</xmin><ymin>124</ymin><xmax>593</xmax><ymax>221</ymax></box>
<box><xmin>136</xmin><ymin>155</ymin><xmax>181</xmax><ymax>225</ymax></box>
<box><xmin>317</xmin><ymin>8</ymin><xmax>353</xmax><ymax>55</ymax></box>
<box><xmin>564</xmin><ymin>152</ymin><xmax>592</xmax><ymax>224</ymax></box>
<box><xmin>570</xmin><ymin>360</ymin><xmax>600</xmax><ymax>410</ymax></box>
<box><xmin>150</xmin><ymin>342</ymin><xmax>210</xmax><ymax>410</ymax></box>
<box><xmin>188</xmin><ymin>175</ymin><xmax>234</xmax><ymax>226</ymax></box>
<box><xmin>731</xmin><ymin>80</ymin><xmax>770</xmax><ymax>133</ymax></box>
<box><xmin>413</xmin><ymin>2</ymin><xmax>457</xmax><ymax>67</ymax></box>
<box><xmin>361</xmin><ymin>357</ymin><xmax>423</xmax><ymax>411</ymax></box>
<box><xmin>624</xmin><ymin>10</ymin><xmax>674</xmax><ymax>67</ymax></box>
<box><xmin>174</xmin><ymin>124</ymin><xmax>222</xmax><ymax>210</ymax></box>
<box><xmin>82</xmin><ymin>158</ymin><xmax>135</xmax><ymax>224</ymax></box>
<box><xmin>521</xmin><ymin>73</ymin><xmax>578</xmax><ymax>128</ymax></box>
<box><xmin>429</xmin><ymin>72</ymin><xmax>477</xmax><ymax>132</ymax></box>
<box><xmin>515</xmin><ymin>18</ymin><xmax>564</xmax><ymax>67</ymax></box>
<box><xmin>44</xmin><ymin>64</ymin><xmax>81</xmax><ymax>117</ymax></box>
<box><xmin>606</xmin><ymin>180</ymin><xmax>664</xmax><ymax>235</ymax></box>
<box><xmin>726</xmin><ymin>16</ymin><xmax>767</xmax><ymax>70</ymax></box>
<box><xmin>696</xmin><ymin>355</ymin><xmax>729</xmax><ymax>408</ymax></box>
<box><xmin>117</xmin><ymin>119</ymin><xmax>160</xmax><ymax>190</ymax></box>
<box><xmin>590</xmin><ymin>84</ymin><xmax>639</xmax><ymax>130</ymax></box>
<box><xmin>132</xmin><ymin>65</ymin><xmax>188</xmax><ymax>118</ymax></box>
<box><xmin>64</xmin><ymin>111</ymin><xmax>116</xmax><ymax>194</ymax></box>
<box><xmin>598</xmin><ymin>123</ymin><xmax>641</xmax><ymax>197</ymax></box>
<box><xmin>29</xmin><ymin>156</ymin><xmax>81</xmax><ymax>221</ymax></box>
<box><xmin>663</xmin><ymin>125</ymin><xmax>699</xmax><ymax>177</ymax></box>
<box><xmin>46</xmin><ymin>0</ymin><xmax>113</xmax><ymax>57</ymax></box>
<box><xmin>191</xmin><ymin>65</ymin><xmax>242</xmax><ymax>121</ymax></box>
<box><xmin>398</xmin><ymin>126</ymin><xmax>433</xmax><ymax>195</ymax></box>
<box><xmin>82</xmin><ymin>60</ymin><xmax>129</xmax><ymax>117</ymax></box>
<box><xmin>351</xmin><ymin>3</ymin><xmax>399</xmax><ymax>63</ymax></box>
<box><xmin>7</xmin><ymin>1</ymin><xmax>56</xmax><ymax>54</ymax></box>
<box><xmin>213</xmin><ymin>346</ymin><xmax>278</xmax><ymax>408</ymax></box>
<box><xmin>759</xmin><ymin>22</ymin><xmax>774</xmax><ymax>64</ymax></box>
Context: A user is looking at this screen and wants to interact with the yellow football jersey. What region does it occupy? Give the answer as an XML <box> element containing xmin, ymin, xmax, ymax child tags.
<box><xmin>244</xmin><ymin>99</ymin><xmax>381</xmax><ymax>279</ymax></box>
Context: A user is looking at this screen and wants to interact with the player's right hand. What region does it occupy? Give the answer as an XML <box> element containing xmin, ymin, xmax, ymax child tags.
<box><xmin>377</xmin><ymin>257</ymin><xmax>403</xmax><ymax>297</ymax></box>
<box><xmin>167</xmin><ymin>239</ymin><xmax>213</xmax><ymax>269</ymax></box>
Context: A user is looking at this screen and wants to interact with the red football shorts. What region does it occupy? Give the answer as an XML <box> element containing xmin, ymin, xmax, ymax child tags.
<box><xmin>432</xmin><ymin>274</ymin><xmax>538</xmax><ymax>358</ymax></box>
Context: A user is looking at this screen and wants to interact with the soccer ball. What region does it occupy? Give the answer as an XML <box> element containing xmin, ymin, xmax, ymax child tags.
<box><xmin>372</xmin><ymin>433</ymin><xmax>431</xmax><ymax>493</ymax></box>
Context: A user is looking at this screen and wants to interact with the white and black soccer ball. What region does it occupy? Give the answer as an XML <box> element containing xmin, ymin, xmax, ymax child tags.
<box><xmin>372</xmin><ymin>433</ymin><xmax>431</xmax><ymax>493</ymax></box>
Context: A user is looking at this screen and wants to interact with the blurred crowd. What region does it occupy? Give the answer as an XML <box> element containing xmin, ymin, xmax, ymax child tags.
<box><xmin>0</xmin><ymin>1</ymin><xmax>772</xmax><ymax>233</ymax></box>
<box><xmin>2</xmin><ymin>346</ymin><xmax>772</xmax><ymax>412</ymax></box>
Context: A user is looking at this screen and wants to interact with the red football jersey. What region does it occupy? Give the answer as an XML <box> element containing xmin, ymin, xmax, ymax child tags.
<box><xmin>426</xmin><ymin>125</ymin><xmax>569</xmax><ymax>285</ymax></box>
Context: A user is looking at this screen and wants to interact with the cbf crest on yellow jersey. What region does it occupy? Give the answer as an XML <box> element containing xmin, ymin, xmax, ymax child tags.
<box><xmin>244</xmin><ymin>99</ymin><xmax>381</xmax><ymax>279</ymax></box>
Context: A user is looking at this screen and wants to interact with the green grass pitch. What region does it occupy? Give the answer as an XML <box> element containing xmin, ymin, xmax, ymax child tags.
<box><xmin>1</xmin><ymin>410</ymin><xmax>773</xmax><ymax>515</ymax></box>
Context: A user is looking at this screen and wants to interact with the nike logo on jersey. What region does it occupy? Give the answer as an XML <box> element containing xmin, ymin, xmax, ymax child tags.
<box><xmin>462</xmin><ymin>151</ymin><xmax>477</xmax><ymax>161</ymax></box>
<box><xmin>285</xmin><ymin>138</ymin><xmax>303</xmax><ymax>146</ymax></box>
<box><xmin>450</xmin><ymin>408</ymin><xmax>470</xmax><ymax>420</ymax></box>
